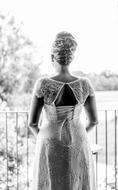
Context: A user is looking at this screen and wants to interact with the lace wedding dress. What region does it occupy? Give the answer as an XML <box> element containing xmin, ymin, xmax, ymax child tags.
<box><xmin>31</xmin><ymin>77</ymin><xmax>96</xmax><ymax>190</ymax></box>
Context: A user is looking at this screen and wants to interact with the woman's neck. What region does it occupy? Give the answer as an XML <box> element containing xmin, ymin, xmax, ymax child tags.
<box><xmin>58</xmin><ymin>65</ymin><xmax>71</xmax><ymax>75</ymax></box>
<box><xmin>60</xmin><ymin>70</ymin><xmax>70</xmax><ymax>75</ymax></box>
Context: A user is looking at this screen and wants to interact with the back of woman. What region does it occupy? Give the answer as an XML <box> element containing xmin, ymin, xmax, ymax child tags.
<box><xmin>28</xmin><ymin>31</ymin><xmax>98</xmax><ymax>190</ymax></box>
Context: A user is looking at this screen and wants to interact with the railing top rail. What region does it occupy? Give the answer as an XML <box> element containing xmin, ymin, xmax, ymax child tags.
<box><xmin>97</xmin><ymin>109</ymin><xmax>118</xmax><ymax>111</ymax></box>
<box><xmin>0</xmin><ymin>109</ymin><xmax>118</xmax><ymax>113</ymax></box>
<box><xmin>0</xmin><ymin>111</ymin><xmax>29</xmax><ymax>113</ymax></box>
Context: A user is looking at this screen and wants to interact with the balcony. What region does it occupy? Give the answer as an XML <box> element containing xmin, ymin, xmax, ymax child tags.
<box><xmin>0</xmin><ymin>110</ymin><xmax>118</xmax><ymax>190</ymax></box>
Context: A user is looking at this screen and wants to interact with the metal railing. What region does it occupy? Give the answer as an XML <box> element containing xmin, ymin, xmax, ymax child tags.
<box><xmin>93</xmin><ymin>110</ymin><xmax>118</xmax><ymax>190</ymax></box>
<box><xmin>0</xmin><ymin>110</ymin><xmax>117</xmax><ymax>190</ymax></box>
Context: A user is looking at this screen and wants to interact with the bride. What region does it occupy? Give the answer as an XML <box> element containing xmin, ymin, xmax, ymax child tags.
<box><xmin>28</xmin><ymin>31</ymin><xmax>98</xmax><ymax>190</ymax></box>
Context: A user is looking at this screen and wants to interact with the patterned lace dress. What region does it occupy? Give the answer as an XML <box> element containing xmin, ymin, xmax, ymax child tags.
<box><xmin>30</xmin><ymin>77</ymin><xmax>96</xmax><ymax>190</ymax></box>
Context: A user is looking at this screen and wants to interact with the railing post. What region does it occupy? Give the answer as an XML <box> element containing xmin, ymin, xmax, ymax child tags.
<box><xmin>16</xmin><ymin>112</ymin><xmax>19</xmax><ymax>190</ymax></box>
<box><xmin>105</xmin><ymin>110</ymin><xmax>108</xmax><ymax>190</ymax></box>
<box><xmin>5</xmin><ymin>112</ymin><xmax>8</xmax><ymax>189</ymax></box>
<box><xmin>95</xmin><ymin>123</ymin><xmax>98</xmax><ymax>190</ymax></box>
<box><xmin>26</xmin><ymin>112</ymin><xmax>29</xmax><ymax>190</ymax></box>
<box><xmin>115</xmin><ymin>110</ymin><xmax>117</xmax><ymax>190</ymax></box>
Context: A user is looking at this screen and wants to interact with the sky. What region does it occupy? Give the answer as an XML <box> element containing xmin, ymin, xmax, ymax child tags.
<box><xmin>0</xmin><ymin>0</ymin><xmax>118</xmax><ymax>74</ymax></box>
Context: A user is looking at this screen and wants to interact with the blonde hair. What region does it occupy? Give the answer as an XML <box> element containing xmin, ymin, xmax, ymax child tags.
<box><xmin>51</xmin><ymin>31</ymin><xmax>77</xmax><ymax>65</ymax></box>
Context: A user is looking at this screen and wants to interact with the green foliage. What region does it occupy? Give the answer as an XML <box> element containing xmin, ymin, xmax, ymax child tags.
<box><xmin>72</xmin><ymin>70</ymin><xmax>118</xmax><ymax>91</ymax></box>
<box><xmin>0</xmin><ymin>12</ymin><xmax>42</xmax><ymax>103</ymax></box>
<box><xmin>86</xmin><ymin>70</ymin><xmax>118</xmax><ymax>91</ymax></box>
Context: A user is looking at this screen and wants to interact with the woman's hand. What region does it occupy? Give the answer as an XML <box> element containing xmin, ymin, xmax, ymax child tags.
<box><xmin>86</xmin><ymin>121</ymin><xmax>98</xmax><ymax>132</ymax></box>
<box><xmin>28</xmin><ymin>124</ymin><xmax>40</xmax><ymax>138</ymax></box>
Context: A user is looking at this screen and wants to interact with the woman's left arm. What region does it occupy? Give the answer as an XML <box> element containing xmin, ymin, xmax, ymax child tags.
<box><xmin>84</xmin><ymin>95</ymin><xmax>98</xmax><ymax>132</ymax></box>
<box><xmin>84</xmin><ymin>78</ymin><xmax>99</xmax><ymax>132</ymax></box>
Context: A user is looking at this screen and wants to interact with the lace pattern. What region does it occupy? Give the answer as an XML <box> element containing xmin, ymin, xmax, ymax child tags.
<box><xmin>85</xmin><ymin>78</ymin><xmax>95</xmax><ymax>97</ymax></box>
<box><xmin>33</xmin><ymin>77</ymin><xmax>95</xmax><ymax>105</ymax></box>
<box><xmin>33</xmin><ymin>77</ymin><xmax>44</xmax><ymax>98</ymax></box>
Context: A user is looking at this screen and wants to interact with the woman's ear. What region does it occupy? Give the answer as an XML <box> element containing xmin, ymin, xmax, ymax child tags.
<box><xmin>51</xmin><ymin>54</ymin><xmax>54</xmax><ymax>62</ymax></box>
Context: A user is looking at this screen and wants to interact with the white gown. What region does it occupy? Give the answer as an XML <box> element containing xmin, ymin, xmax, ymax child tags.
<box><xmin>30</xmin><ymin>76</ymin><xmax>96</xmax><ymax>190</ymax></box>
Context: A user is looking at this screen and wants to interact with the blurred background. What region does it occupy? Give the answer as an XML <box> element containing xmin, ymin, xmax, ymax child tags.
<box><xmin>0</xmin><ymin>0</ymin><xmax>118</xmax><ymax>189</ymax></box>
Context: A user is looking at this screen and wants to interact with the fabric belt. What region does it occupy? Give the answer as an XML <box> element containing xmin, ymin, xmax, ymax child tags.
<box><xmin>56</xmin><ymin>105</ymin><xmax>75</xmax><ymax>121</ymax></box>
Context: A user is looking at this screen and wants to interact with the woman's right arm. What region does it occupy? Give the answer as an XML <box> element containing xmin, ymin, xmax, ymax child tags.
<box><xmin>84</xmin><ymin>95</ymin><xmax>98</xmax><ymax>132</ymax></box>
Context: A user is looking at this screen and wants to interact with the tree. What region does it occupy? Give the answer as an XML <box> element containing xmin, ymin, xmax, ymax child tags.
<box><xmin>0</xmin><ymin>12</ymin><xmax>42</xmax><ymax>103</ymax></box>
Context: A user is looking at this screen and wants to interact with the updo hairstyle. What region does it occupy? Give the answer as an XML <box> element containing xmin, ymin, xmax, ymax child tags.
<box><xmin>51</xmin><ymin>31</ymin><xmax>77</xmax><ymax>66</ymax></box>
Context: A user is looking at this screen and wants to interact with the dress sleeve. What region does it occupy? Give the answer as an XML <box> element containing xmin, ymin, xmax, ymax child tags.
<box><xmin>86</xmin><ymin>78</ymin><xmax>95</xmax><ymax>96</ymax></box>
<box><xmin>33</xmin><ymin>78</ymin><xmax>44</xmax><ymax>98</ymax></box>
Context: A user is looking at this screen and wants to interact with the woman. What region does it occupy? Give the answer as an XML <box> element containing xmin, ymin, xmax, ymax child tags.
<box><xmin>28</xmin><ymin>31</ymin><xmax>98</xmax><ymax>190</ymax></box>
